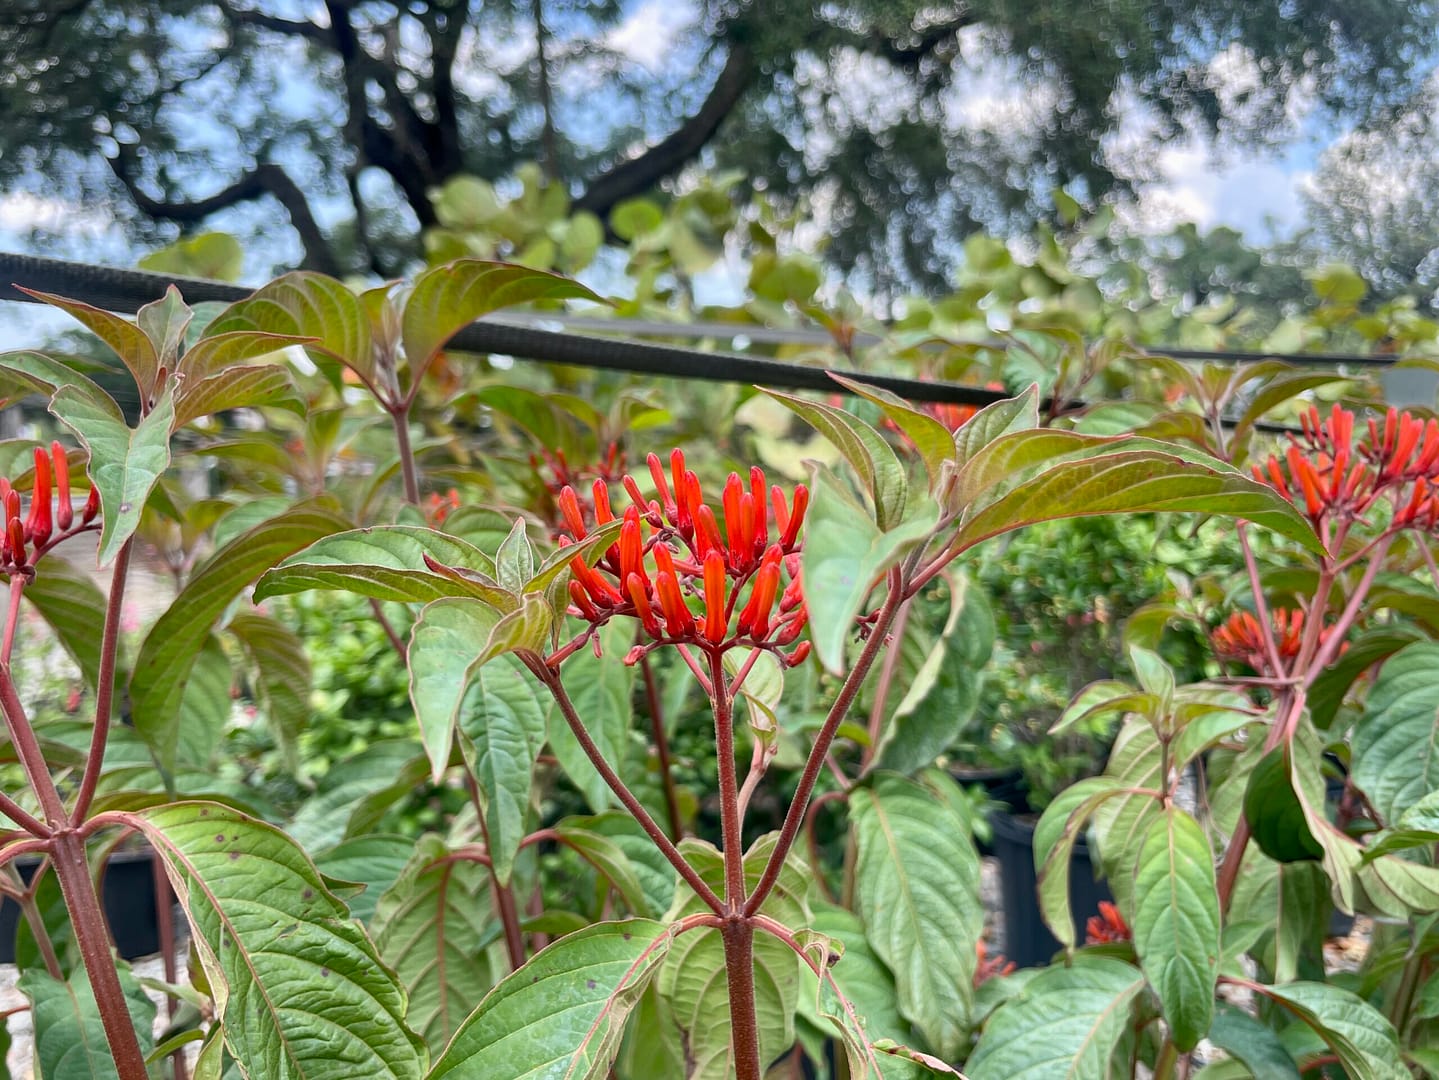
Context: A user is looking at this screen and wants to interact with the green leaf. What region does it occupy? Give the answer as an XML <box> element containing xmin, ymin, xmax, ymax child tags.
<box><xmin>129</xmin><ymin>499</ymin><xmax>348</xmax><ymax>773</ymax></box>
<box><xmin>175</xmin><ymin>634</ymin><xmax>232</xmax><ymax>769</ymax></box>
<box><xmin>1089</xmin><ymin>718</ymin><xmax>1164</xmax><ymax>913</ymax></box>
<box><xmin>401</xmin><ymin>260</ymin><xmax>603</xmax><ymax>390</ymax></box>
<box><xmin>255</xmin><ymin>526</ymin><xmax>501</xmax><ymax>606</ymax></box>
<box><xmin>1309</xmin><ymin>626</ymin><xmax>1423</xmax><ymax>730</ymax></box>
<box><xmin>140</xmin><ymin>232</ymin><xmax>244</xmax><ymax>281</ymax></box>
<box><xmin>19</xmin><ymin>287</ymin><xmax>161</xmax><ymax>396</ymax></box>
<box><xmin>22</xmin><ymin>558</ymin><xmax>107</xmax><ymax>687</ymax></box>
<box><xmin>51</xmin><ymin>381</ymin><xmax>175</xmax><ymax>566</ymax></box>
<box><xmin>798</xmin><ymin>902</ymin><xmax>908</xmax><ymax>1048</ymax></box>
<box><xmin>828</xmin><ymin>374</ymin><xmax>956</xmax><ymax>492</ymax></box>
<box><xmin>1262</xmin><ymin>982</ymin><xmax>1407</xmax><ymax>1080</ymax></box>
<box><xmin>135</xmin><ymin>802</ymin><xmax>427</xmax><ymax>1079</ymax></box>
<box><xmin>1352</xmin><ymin>640</ymin><xmax>1439</xmax><ymax>823</ymax></box>
<box><xmin>315</xmin><ymin>835</ymin><xmax>416</xmax><ymax>923</ymax></box>
<box><xmin>288</xmin><ymin>741</ymin><xmax>427</xmax><ymax>852</ymax></box>
<box><xmin>657</xmin><ymin>836</ymin><xmax>807</xmax><ymax>1078</ymax></box>
<box><xmin>428</xmin><ymin>919</ymin><xmax>673</xmax><ymax>1080</ymax></box>
<box><xmin>547</xmin><ymin>620</ymin><xmax>635</xmax><ymax>813</ymax></box>
<box><xmin>1229</xmin><ymin>372</ymin><xmax>1353</xmax><ymax>449</ymax></box>
<box><xmin>1033</xmin><ymin>776</ymin><xmax>1130</xmax><ymax>949</ymax></box>
<box><xmin>850</xmin><ymin>773</ymin><xmax>983</xmax><ymax>1059</ymax></box>
<box><xmin>1050</xmin><ymin>680</ymin><xmax>1158</xmax><ymax>737</ymax></box>
<box><xmin>1244</xmin><ymin>746</ymin><xmax>1323</xmax><ymax>863</ymax></box>
<box><xmin>20</xmin><ymin>961</ymin><xmax>157</xmax><ymax>1080</ymax></box>
<box><xmin>493</xmin><ymin>519</ymin><xmax>536</xmax><ymax>593</ymax></box>
<box><xmin>966</xmin><ymin>957</ymin><xmax>1145</xmax><ymax>1080</ymax></box>
<box><xmin>173</xmin><ymin>365</ymin><xmax>304</xmax><ymax>428</ymax></box>
<box><xmin>550</xmin><ymin>822</ymin><xmax>654</xmax><ymax>917</ymax></box>
<box><xmin>1131</xmin><ymin>806</ymin><xmax>1220</xmax><ymax>1051</ymax></box>
<box><xmin>1207</xmin><ymin>1004</ymin><xmax>1302</xmax><ymax>1079</ymax></box>
<box><xmin>950</xmin><ymin>439</ymin><xmax>1323</xmax><ymax>557</ymax></box>
<box><xmin>228</xmin><ymin>612</ymin><xmax>311</xmax><ymax>777</ymax></box>
<box><xmin>801</xmin><ymin>468</ymin><xmax>937</xmax><ymax>675</ymax></box>
<box><xmin>373</xmin><ymin>835</ymin><xmax>498</xmax><ymax>1054</ymax></box>
<box><xmin>409</xmin><ymin>597</ymin><xmax>499</xmax><ymax>782</ymax></box>
<box><xmin>177</xmin><ymin>330</ymin><xmax>311</xmax><ymax>382</ymax></box>
<box><xmin>206</xmin><ymin>273</ymin><xmax>377</xmax><ymax>391</ymax></box>
<box><xmin>873</xmin><ymin>572</ymin><xmax>994</xmax><ymax>775</ymax></box>
<box><xmin>951</xmin><ymin>386</ymin><xmax>1040</xmax><ymax>465</ymax></box>
<box><xmin>0</xmin><ymin>350</ymin><xmax>114</xmax><ymax>415</ymax></box>
<box><xmin>137</xmin><ymin>285</ymin><xmax>194</xmax><ymax>370</ymax></box>
<box><xmin>763</xmin><ymin>388</ymin><xmax>910</xmax><ymax>530</ymax></box>
<box><xmin>568</xmin><ymin>812</ymin><xmax>676</xmax><ymax>917</ymax></box>
<box><xmin>456</xmin><ymin>654</ymin><xmax>548</xmax><ymax>885</ymax></box>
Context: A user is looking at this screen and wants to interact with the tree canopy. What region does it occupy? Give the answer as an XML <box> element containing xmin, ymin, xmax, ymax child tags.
<box><xmin>2</xmin><ymin>0</ymin><xmax>1435</xmax><ymax>287</ymax></box>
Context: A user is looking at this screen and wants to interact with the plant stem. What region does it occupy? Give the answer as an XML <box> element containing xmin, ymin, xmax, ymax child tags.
<box><xmin>50</xmin><ymin>829</ymin><xmax>150</xmax><ymax>1079</ymax></box>
<box><xmin>708</xmin><ymin>651</ymin><xmax>746</xmax><ymax>910</ymax></box>
<box><xmin>746</xmin><ymin>570</ymin><xmax>905</xmax><ymax>916</ymax></box>
<box><xmin>0</xmin><ymin>663</ymin><xmax>68</xmax><ymax>827</ymax></box>
<box><xmin>2</xmin><ymin>575</ymin><xmax>23</xmax><ymax>665</ymax></box>
<box><xmin>535</xmin><ymin>661</ymin><xmax>723</xmax><ymax>914</ymax></box>
<box><xmin>369</xmin><ymin>598</ymin><xmax>409</xmax><ymax>660</ymax></box>
<box><xmin>639</xmin><ymin>654</ymin><xmax>683</xmax><ymax>841</ymax></box>
<box><xmin>74</xmin><ymin>538</ymin><xmax>133</xmax><ymax>823</ymax></box>
<box><xmin>468</xmin><ymin>776</ymin><xmax>527</xmax><ymax>971</ymax></box>
<box><xmin>1153</xmin><ymin>1038</ymin><xmax>1179</xmax><ymax>1080</ymax></box>
<box><xmin>862</xmin><ymin>594</ymin><xmax>911</xmax><ymax>767</ymax></box>
<box><xmin>391</xmin><ymin>405</ymin><xmax>421</xmax><ymax>506</ymax></box>
<box><xmin>720</xmin><ymin>920</ymin><xmax>762</xmax><ymax>1080</ymax></box>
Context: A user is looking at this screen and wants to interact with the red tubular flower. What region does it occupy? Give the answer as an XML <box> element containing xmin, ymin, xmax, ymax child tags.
<box><xmin>626</xmin><ymin>573</ymin><xmax>663</xmax><ymax>638</ymax></box>
<box><xmin>1212</xmin><ymin>607</ymin><xmax>1313</xmax><ymax>674</ymax></box>
<box><xmin>722</xmin><ymin>473</ymin><xmax>745</xmax><ymax>560</ymax></box>
<box><xmin>51</xmin><ymin>443</ymin><xmax>72</xmax><ymax>531</ymax></box>
<box><xmin>655</xmin><ymin>570</ymin><xmax>695</xmax><ymax>637</ymax></box>
<box><xmin>592</xmin><ymin>479</ymin><xmax>614</xmax><ymax>525</ymax></box>
<box><xmin>6</xmin><ymin>518</ymin><xmax>24</xmax><ymax>567</ymax></box>
<box><xmin>781</xmin><ymin>485</ymin><xmax>808</xmax><ymax>549</ymax></box>
<box><xmin>738</xmin><ymin>548</ymin><xmax>782</xmax><ymax>638</ymax></box>
<box><xmin>670</xmin><ymin>450</ymin><xmax>690</xmax><ymax>531</ymax></box>
<box><xmin>1085</xmin><ymin>901</ymin><xmax>1131</xmax><ymax>945</ymax></box>
<box><xmin>693</xmin><ymin>504</ymin><xmax>725</xmax><ymax>559</ymax></box>
<box><xmin>647</xmin><ymin>453</ymin><xmax>675</xmax><ymax>520</ymax></box>
<box><xmin>82</xmin><ymin>484</ymin><xmax>99</xmax><ymax>525</ymax></box>
<box><xmin>24</xmin><ymin>447</ymin><xmax>52</xmax><ymax>546</ymax></box>
<box><xmin>568</xmin><ymin>580</ymin><xmax>600</xmax><ymax>621</ymax></box>
<box><xmin>557</xmin><ymin>485</ymin><xmax>588</xmax><ymax>539</ymax></box>
<box><xmin>702</xmin><ymin>550</ymin><xmax>727</xmax><ymax>644</ymax></box>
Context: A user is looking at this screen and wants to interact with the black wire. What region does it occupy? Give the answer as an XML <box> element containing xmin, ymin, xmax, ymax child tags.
<box><xmin>0</xmin><ymin>250</ymin><xmax>1336</xmax><ymax>433</ymax></box>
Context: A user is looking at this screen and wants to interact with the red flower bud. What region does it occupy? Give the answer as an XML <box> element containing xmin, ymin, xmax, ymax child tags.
<box><xmin>647</xmin><ymin>452</ymin><xmax>675</xmax><ymax>520</ymax></box>
<box><xmin>52</xmin><ymin>443</ymin><xmax>72</xmax><ymax>531</ymax></box>
<box><xmin>7</xmin><ymin>518</ymin><xmax>24</xmax><ymax>566</ymax></box>
<box><xmin>656</xmin><ymin>571</ymin><xmax>695</xmax><ymax>637</ymax></box>
<box><xmin>557</xmin><ymin>485</ymin><xmax>587</xmax><ymax>538</ymax></box>
<box><xmin>27</xmin><ymin>447</ymin><xmax>52</xmax><ymax>545</ymax></box>
<box><xmin>626</xmin><ymin>572</ymin><xmax>662</xmax><ymax>638</ymax></box>
<box><xmin>670</xmin><ymin>450</ymin><xmax>688</xmax><ymax>529</ymax></box>
<box><xmin>702</xmin><ymin>550</ymin><xmax>727</xmax><ymax>644</ymax></box>
<box><xmin>782</xmin><ymin>485</ymin><xmax>808</xmax><ymax>548</ymax></box>
<box><xmin>82</xmin><ymin>484</ymin><xmax>100</xmax><ymax>525</ymax></box>
<box><xmin>568</xmin><ymin>580</ymin><xmax>600</xmax><ymax>621</ymax></box>
<box><xmin>592</xmin><ymin>479</ymin><xmax>614</xmax><ymax>525</ymax></box>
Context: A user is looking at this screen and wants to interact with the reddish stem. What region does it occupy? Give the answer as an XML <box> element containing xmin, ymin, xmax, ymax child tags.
<box><xmin>708</xmin><ymin>650</ymin><xmax>746</xmax><ymax>910</ymax></box>
<box><xmin>534</xmin><ymin>660</ymin><xmax>723</xmax><ymax>914</ymax></box>
<box><xmin>639</xmin><ymin>654</ymin><xmax>684</xmax><ymax>842</ymax></box>
<box><xmin>390</xmin><ymin>405</ymin><xmax>421</xmax><ymax>506</ymax></box>
<box><xmin>74</xmin><ymin>538</ymin><xmax>133</xmax><ymax>823</ymax></box>
<box><xmin>720</xmin><ymin>921</ymin><xmax>762</xmax><ymax>1080</ymax></box>
<box><xmin>746</xmin><ymin>569</ymin><xmax>905</xmax><ymax>916</ymax></box>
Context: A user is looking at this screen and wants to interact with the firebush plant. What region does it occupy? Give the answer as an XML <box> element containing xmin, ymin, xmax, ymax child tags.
<box><xmin>0</xmin><ymin>260</ymin><xmax>1435</xmax><ymax>1079</ymax></box>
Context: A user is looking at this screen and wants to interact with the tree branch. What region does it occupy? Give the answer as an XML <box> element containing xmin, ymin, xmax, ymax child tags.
<box><xmin>107</xmin><ymin>149</ymin><xmax>341</xmax><ymax>275</ymax></box>
<box><xmin>218</xmin><ymin>2</ymin><xmax>332</xmax><ymax>45</ymax></box>
<box><xmin>572</xmin><ymin>40</ymin><xmax>755</xmax><ymax>219</ymax></box>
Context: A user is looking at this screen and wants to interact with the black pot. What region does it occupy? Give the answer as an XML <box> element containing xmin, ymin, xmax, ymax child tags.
<box><xmin>949</xmin><ymin>767</ymin><xmax>1025</xmax><ymax>857</ymax></box>
<box><xmin>0</xmin><ymin>848</ymin><xmax>164</xmax><ymax>963</ymax></box>
<box><xmin>989</xmin><ymin>810</ymin><xmax>1114</xmax><ymax>969</ymax></box>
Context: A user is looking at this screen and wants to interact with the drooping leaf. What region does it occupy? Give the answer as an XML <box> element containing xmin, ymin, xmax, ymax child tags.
<box><xmin>965</xmin><ymin>957</ymin><xmax>1145</xmax><ymax>1080</ymax></box>
<box><xmin>1352</xmin><ymin>640</ymin><xmax>1439</xmax><ymax>823</ymax></box>
<box><xmin>135</xmin><ymin>802</ymin><xmax>428</xmax><ymax>1079</ymax></box>
<box><xmin>850</xmin><ymin>772</ymin><xmax>983</xmax><ymax>1059</ymax></box>
<box><xmin>1033</xmin><ymin>776</ymin><xmax>1131</xmax><ymax>949</ymax></box>
<box><xmin>549</xmin><ymin>822</ymin><xmax>655</xmax><ymax>917</ymax></box>
<box><xmin>656</xmin><ymin>836</ymin><xmax>808</xmax><ymax>1079</ymax></box>
<box><xmin>569</xmin><ymin>812</ymin><xmax>677</xmax><ymax>918</ymax></box>
<box><xmin>0</xmin><ymin>350</ymin><xmax>114</xmax><ymax>416</ymax></box>
<box><xmin>1207</xmin><ymin>1004</ymin><xmax>1302</xmax><ymax>1079</ymax></box>
<box><xmin>547</xmin><ymin>620</ymin><xmax>636</xmax><ymax>813</ymax></box>
<box><xmin>129</xmin><ymin>499</ymin><xmax>348</xmax><ymax>772</ymax></box>
<box><xmin>401</xmin><ymin>260</ymin><xmax>603</xmax><ymax>392</ymax></box>
<box><xmin>174</xmin><ymin>634</ymin><xmax>233</xmax><ymax>769</ymax></box>
<box><xmin>456</xmin><ymin>654</ymin><xmax>548</xmax><ymax>885</ymax></box>
<box><xmin>1244</xmin><ymin>746</ymin><xmax>1323</xmax><ymax>864</ymax></box>
<box><xmin>19</xmin><ymin>961</ymin><xmax>157</xmax><ymax>1080</ymax></box>
<box><xmin>1088</xmin><ymin>717</ymin><xmax>1164</xmax><ymax>913</ymax></box>
<box><xmin>763</xmin><ymin>388</ymin><xmax>909</xmax><ymax>530</ymax></box>
<box><xmin>409</xmin><ymin>597</ymin><xmax>501</xmax><ymax>782</ymax></box>
<box><xmin>428</xmin><ymin>920</ymin><xmax>673</xmax><ymax>1080</ymax></box>
<box><xmin>255</xmin><ymin>526</ymin><xmax>500</xmax><ymax>606</ymax></box>
<box><xmin>50</xmin><ymin>381</ymin><xmax>175</xmax><ymax>566</ymax></box>
<box><xmin>1131</xmin><ymin>806</ymin><xmax>1220</xmax><ymax>1051</ymax></box>
<box><xmin>22</xmin><ymin>558</ymin><xmax>107</xmax><ymax>687</ymax></box>
<box><xmin>873</xmin><ymin>572</ymin><xmax>994</xmax><ymax>775</ymax></box>
<box><xmin>372</xmin><ymin>835</ymin><xmax>498</xmax><ymax>1054</ymax></box>
<box><xmin>1261</xmin><ymin>982</ymin><xmax>1408</xmax><ymax>1080</ymax></box>
<box><xmin>227</xmin><ymin>612</ymin><xmax>312</xmax><ymax>777</ymax></box>
<box><xmin>801</xmin><ymin>468</ymin><xmax>937</xmax><ymax>675</ymax></box>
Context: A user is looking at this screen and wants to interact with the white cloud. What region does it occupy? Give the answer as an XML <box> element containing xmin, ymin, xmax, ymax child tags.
<box><xmin>605</xmin><ymin>0</ymin><xmax>695</xmax><ymax>71</ymax></box>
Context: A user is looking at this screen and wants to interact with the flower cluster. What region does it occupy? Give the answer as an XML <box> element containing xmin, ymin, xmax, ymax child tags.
<box><xmin>1084</xmin><ymin>901</ymin><xmax>1131</xmax><ymax>945</ymax></box>
<box><xmin>532</xmin><ymin>443</ymin><xmax>624</xmax><ymax>538</ymax></box>
<box><xmin>558</xmin><ymin>449</ymin><xmax>809</xmax><ymax>665</ymax></box>
<box><xmin>1253</xmin><ymin>404</ymin><xmax>1439</xmax><ymax>531</ymax></box>
<box><xmin>973</xmin><ymin>942</ymin><xmax>1015</xmax><ymax>987</ymax></box>
<box><xmin>1</xmin><ymin>443</ymin><xmax>98</xmax><ymax>574</ymax></box>
<box><xmin>425</xmin><ymin>488</ymin><xmax>461</xmax><ymax>526</ymax></box>
<box><xmin>1211</xmin><ymin>607</ymin><xmax>1346</xmax><ymax>676</ymax></box>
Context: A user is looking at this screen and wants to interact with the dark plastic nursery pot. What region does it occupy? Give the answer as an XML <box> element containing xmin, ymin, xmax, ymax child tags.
<box><xmin>989</xmin><ymin>809</ymin><xmax>1114</xmax><ymax>969</ymax></box>
<box><xmin>0</xmin><ymin>847</ymin><xmax>164</xmax><ymax>963</ymax></box>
